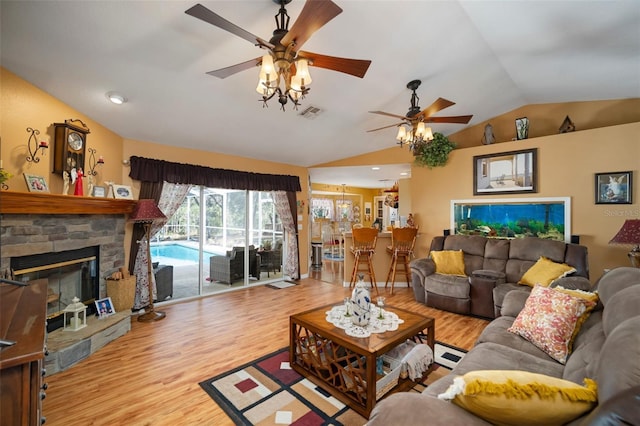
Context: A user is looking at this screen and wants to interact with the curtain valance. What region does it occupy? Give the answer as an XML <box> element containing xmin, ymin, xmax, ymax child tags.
<box><xmin>129</xmin><ymin>156</ymin><xmax>302</xmax><ymax>192</ymax></box>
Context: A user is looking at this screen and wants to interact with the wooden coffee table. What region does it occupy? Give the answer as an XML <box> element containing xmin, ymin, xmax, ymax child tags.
<box><xmin>289</xmin><ymin>304</ymin><xmax>435</xmax><ymax>417</ymax></box>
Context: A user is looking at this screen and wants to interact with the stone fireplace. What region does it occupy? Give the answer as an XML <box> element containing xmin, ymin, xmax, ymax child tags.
<box><xmin>0</xmin><ymin>191</ymin><xmax>136</xmax><ymax>329</ymax></box>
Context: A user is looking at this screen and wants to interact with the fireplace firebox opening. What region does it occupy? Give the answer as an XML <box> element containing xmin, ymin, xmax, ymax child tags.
<box><xmin>11</xmin><ymin>246</ymin><xmax>100</xmax><ymax>332</ymax></box>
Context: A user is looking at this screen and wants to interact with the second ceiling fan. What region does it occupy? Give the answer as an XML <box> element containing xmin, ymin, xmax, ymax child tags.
<box><xmin>185</xmin><ymin>0</ymin><xmax>371</xmax><ymax>110</ymax></box>
<box><xmin>368</xmin><ymin>80</ymin><xmax>473</xmax><ymax>146</ymax></box>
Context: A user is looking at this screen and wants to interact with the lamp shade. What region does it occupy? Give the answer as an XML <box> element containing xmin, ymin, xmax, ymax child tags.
<box><xmin>609</xmin><ymin>219</ymin><xmax>640</xmax><ymax>246</ymax></box>
<box><xmin>294</xmin><ymin>59</ymin><xmax>312</xmax><ymax>85</ymax></box>
<box><xmin>129</xmin><ymin>199</ymin><xmax>166</xmax><ymax>223</ymax></box>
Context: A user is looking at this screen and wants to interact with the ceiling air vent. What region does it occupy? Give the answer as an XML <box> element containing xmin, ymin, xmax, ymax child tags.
<box><xmin>298</xmin><ymin>105</ymin><xmax>323</xmax><ymax>119</ymax></box>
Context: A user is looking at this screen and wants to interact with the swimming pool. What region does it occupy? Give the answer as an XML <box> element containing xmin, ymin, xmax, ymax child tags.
<box><xmin>151</xmin><ymin>244</ymin><xmax>218</xmax><ymax>264</ymax></box>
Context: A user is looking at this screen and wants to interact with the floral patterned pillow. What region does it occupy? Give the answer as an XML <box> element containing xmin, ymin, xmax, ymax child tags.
<box><xmin>508</xmin><ymin>285</ymin><xmax>596</xmax><ymax>364</ymax></box>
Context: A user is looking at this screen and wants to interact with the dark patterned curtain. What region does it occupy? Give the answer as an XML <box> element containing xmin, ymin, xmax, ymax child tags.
<box><xmin>129</xmin><ymin>156</ymin><xmax>301</xmax><ymax>191</ymax></box>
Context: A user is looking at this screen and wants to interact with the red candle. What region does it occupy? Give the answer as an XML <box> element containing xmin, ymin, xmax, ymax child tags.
<box><xmin>97</xmin><ymin>156</ymin><xmax>105</xmax><ymax>164</ymax></box>
<box><xmin>39</xmin><ymin>141</ymin><xmax>49</xmax><ymax>148</ymax></box>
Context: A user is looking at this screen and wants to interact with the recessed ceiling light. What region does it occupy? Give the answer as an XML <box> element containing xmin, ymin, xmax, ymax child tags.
<box><xmin>106</xmin><ymin>91</ymin><xmax>127</xmax><ymax>105</ymax></box>
<box><xmin>371</xmin><ymin>167</ymin><xmax>380</xmax><ymax>170</ymax></box>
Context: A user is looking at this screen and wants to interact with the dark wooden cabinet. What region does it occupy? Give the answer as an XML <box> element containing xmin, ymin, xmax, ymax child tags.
<box><xmin>1</xmin><ymin>279</ymin><xmax>48</xmax><ymax>426</ymax></box>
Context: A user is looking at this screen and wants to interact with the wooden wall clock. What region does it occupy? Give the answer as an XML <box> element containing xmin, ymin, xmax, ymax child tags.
<box><xmin>53</xmin><ymin>119</ymin><xmax>91</xmax><ymax>175</ymax></box>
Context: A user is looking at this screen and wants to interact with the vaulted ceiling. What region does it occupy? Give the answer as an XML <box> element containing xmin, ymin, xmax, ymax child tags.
<box><xmin>2</xmin><ymin>1</ymin><xmax>639</xmax><ymax>187</ymax></box>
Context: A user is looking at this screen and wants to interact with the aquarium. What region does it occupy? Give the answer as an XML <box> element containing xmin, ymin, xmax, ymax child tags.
<box><xmin>451</xmin><ymin>197</ymin><xmax>571</xmax><ymax>242</ymax></box>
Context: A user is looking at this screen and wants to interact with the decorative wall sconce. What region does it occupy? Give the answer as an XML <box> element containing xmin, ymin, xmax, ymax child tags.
<box><xmin>87</xmin><ymin>148</ymin><xmax>104</xmax><ymax>176</ymax></box>
<box><xmin>26</xmin><ymin>127</ymin><xmax>48</xmax><ymax>163</ymax></box>
<box><xmin>86</xmin><ymin>148</ymin><xmax>104</xmax><ymax>196</ymax></box>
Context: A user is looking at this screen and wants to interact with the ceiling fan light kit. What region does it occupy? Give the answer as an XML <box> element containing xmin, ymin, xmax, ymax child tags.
<box><xmin>368</xmin><ymin>79</ymin><xmax>473</xmax><ymax>152</ymax></box>
<box><xmin>186</xmin><ymin>0</ymin><xmax>371</xmax><ymax>111</ymax></box>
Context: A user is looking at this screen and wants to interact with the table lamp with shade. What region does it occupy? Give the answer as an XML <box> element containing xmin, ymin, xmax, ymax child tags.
<box><xmin>609</xmin><ymin>219</ymin><xmax>640</xmax><ymax>268</ymax></box>
<box><xmin>129</xmin><ymin>199</ymin><xmax>167</xmax><ymax>322</ymax></box>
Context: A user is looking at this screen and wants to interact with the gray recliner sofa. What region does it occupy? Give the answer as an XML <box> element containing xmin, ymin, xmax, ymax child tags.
<box><xmin>368</xmin><ymin>267</ymin><xmax>640</xmax><ymax>425</ymax></box>
<box><xmin>410</xmin><ymin>235</ymin><xmax>589</xmax><ymax>318</ymax></box>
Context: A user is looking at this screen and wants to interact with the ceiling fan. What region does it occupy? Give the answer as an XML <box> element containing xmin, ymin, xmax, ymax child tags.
<box><xmin>185</xmin><ymin>0</ymin><xmax>372</xmax><ymax>110</ymax></box>
<box><xmin>367</xmin><ymin>80</ymin><xmax>473</xmax><ymax>145</ymax></box>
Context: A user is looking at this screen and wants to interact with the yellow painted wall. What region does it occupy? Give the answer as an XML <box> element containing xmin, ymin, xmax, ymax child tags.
<box><xmin>1</xmin><ymin>68</ymin><xmax>311</xmax><ymax>276</ymax></box>
<box><xmin>0</xmin><ymin>68</ymin><xmax>124</xmax><ymax>194</ymax></box>
<box><xmin>450</xmin><ymin>99</ymin><xmax>640</xmax><ymax>149</ymax></box>
<box><xmin>410</xmin><ymin>123</ymin><xmax>639</xmax><ymax>282</ymax></box>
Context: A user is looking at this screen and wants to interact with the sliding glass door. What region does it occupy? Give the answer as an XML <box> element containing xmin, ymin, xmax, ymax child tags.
<box><xmin>150</xmin><ymin>186</ymin><xmax>283</xmax><ymax>302</ymax></box>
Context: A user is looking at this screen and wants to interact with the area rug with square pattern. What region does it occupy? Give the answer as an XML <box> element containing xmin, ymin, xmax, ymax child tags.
<box><xmin>199</xmin><ymin>341</ymin><xmax>466</xmax><ymax>426</ymax></box>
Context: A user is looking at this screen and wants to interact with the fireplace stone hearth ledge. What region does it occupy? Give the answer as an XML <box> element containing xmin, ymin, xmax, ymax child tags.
<box><xmin>45</xmin><ymin>311</ymin><xmax>131</xmax><ymax>375</ymax></box>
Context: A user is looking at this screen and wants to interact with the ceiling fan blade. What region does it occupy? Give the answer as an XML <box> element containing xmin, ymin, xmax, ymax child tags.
<box><xmin>185</xmin><ymin>4</ymin><xmax>273</xmax><ymax>49</ymax></box>
<box><xmin>367</xmin><ymin>122</ymin><xmax>405</xmax><ymax>133</ymax></box>
<box><xmin>299</xmin><ymin>51</ymin><xmax>371</xmax><ymax>78</ymax></box>
<box><xmin>368</xmin><ymin>110</ymin><xmax>408</xmax><ymax>121</ymax></box>
<box><xmin>280</xmin><ymin>0</ymin><xmax>342</xmax><ymax>50</ymax></box>
<box><xmin>424</xmin><ymin>115</ymin><xmax>474</xmax><ymax>124</ymax></box>
<box><xmin>206</xmin><ymin>57</ymin><xmax>262</xmax><ymax>79</ymax></box>
<box><xmin>418</xmin><ymin>97</ymin><xmax>456</xmax><ymax>119</ymax></box>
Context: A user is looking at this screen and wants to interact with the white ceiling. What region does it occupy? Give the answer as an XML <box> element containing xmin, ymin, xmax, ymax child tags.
<box><xmin>2</xmin><ymin>1</ymin><xmax>639</xmax><ymax>188</ymax></box>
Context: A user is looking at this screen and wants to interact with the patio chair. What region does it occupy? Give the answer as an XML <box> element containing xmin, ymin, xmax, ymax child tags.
<box><xmin>209</xmin><ymin>246</ymin><xmax>260</xmax><ymax>284</ymax></box>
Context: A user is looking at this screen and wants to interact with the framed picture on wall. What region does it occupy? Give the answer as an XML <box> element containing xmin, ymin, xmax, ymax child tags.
<box><xmin>473</xmin><ymin>148</ymin><xmax>537</xmax><ymax>195</ymax></box>
<box><xmin>595</xmin><ymin>171</ymin><xmax>633</xmax><ymax>204</ymax></box>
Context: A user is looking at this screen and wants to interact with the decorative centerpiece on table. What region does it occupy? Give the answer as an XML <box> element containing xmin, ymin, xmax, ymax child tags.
<box><xmin>350</xmin><ymin>274</ymin><xmax>371</xmax><ymax>326</ymax></box>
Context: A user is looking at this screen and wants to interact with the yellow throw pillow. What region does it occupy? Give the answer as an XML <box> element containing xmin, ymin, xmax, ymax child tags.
<box><xmin>519</xmin><ymin>256</ymin><xmax>577</xmax><ymax>287</ymax></box>
<box><xmin>430</xmin><ymin>250</ymin><xmax>466</xmax><ymax>276</ymax></box>
<box><xmin>437</xmin><ymin>370</ymin><xmax>598</xmax><ymax>426</ymax></box>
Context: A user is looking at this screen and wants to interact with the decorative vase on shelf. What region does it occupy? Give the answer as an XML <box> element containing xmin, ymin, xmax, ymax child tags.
<box><xmin>350</xmin><ymin>274</ymin><xmax>371</xmax><ymax>326</ymax></box>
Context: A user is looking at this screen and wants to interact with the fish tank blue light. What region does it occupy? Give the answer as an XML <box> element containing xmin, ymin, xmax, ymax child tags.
<box><xmin>451</xmin><ymin>197</ymin><xmax>570</xmax><ymax>241</ymax></box>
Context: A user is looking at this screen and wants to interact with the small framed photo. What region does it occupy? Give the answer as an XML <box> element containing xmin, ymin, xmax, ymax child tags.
<box><xmin>595</xmin><ymin>171</ymin><xmax>633</xmax><ymax>204</ymax></box>
<box><xmin>112</xmin><ymin>184</ymin><xmax>134</xmax><ymax>199</ymax></box>
<box><xmin>92</xmin><ymin>186</ymin><xmax>106</xmax><ymax>198</ymax></box>
<box><xmin>95</xmin><ymin>297</ymin><xmax>116</xmax><ymax>318</ymax></box>
<box><xmin>23</xmin><ymin>173</ymin><xmax>50</xmax><ymax>193</ymax></box>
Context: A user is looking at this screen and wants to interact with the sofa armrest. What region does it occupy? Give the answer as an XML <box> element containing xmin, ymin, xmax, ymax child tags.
<box><xmin>411</xmin><ymin>257</ymin><xmax>436</xmax><ymax>277</ymax></box>
<box><xmin>368</xmin><ymin>393</ymin><xmax>492</xmax><ymax>426</ymax></box>
<box><xmin>579</xmin><ymin>385</ymin><xmax>640</xmax><ymax>426</ymax></box>
<box><xmin>500</xmin><ymin>289</ymin><xmax>532</xmax><ymax>317</ymax></box>
<box><xmin>410</xmin><ymin>258</ymin><xmax>435</xmax><ymax>303</ymax></box>
<box><xmin>551</xmin><ymin>276</ymin><xmax>593</xmax><ymax>291</ymax></box>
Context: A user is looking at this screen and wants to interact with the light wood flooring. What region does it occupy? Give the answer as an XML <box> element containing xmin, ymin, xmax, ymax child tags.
<box><xmin>43</xmin><ymin>269</ymin><xmax>489</xmax><ymax>426</ymax></box>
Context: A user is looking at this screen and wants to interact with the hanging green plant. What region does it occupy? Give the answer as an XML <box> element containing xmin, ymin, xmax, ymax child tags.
<box><xmin>413</xmin><ymin>132</ymin><xmax>456</xmax><ymax>168</ymax></box>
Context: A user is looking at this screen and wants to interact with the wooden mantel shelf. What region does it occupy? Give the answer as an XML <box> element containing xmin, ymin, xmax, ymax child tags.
<box><xmin>0</xmin><ymin>191</ymin><xmax>137</xmax><ymax>215</ymax></box>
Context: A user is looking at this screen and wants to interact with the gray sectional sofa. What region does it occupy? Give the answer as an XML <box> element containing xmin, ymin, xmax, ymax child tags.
<box><xmin>410</xmin><ymin>235</ymin><xmax>589</xmax><ymax>318</ymax></box>
<box><xmin>368</xmin><ymin>267</ymin><xmax>640</xmax><ymax>425</ymax></box>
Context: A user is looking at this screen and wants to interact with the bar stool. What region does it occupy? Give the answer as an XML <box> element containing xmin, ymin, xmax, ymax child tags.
<box><xmin>385</xmin><ymin>227</ymin><xmax>418</xmax><ymax>294</ymax></box>
<box><xmin>349</xmin><ymin>227</ymin><xmax>380</xmax><ymax>296</ymax></box>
